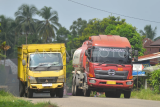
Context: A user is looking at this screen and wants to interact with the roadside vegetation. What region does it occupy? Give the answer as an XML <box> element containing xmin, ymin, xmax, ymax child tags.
<box><xmin>0</xmin><ymin>90</ymin><xmax>58</xmax><ymax>107</ymax></box>
<box><xmin>90</xmin><ymin>89</ymin><xmax>160</xmax><ymax>101</ymax></box>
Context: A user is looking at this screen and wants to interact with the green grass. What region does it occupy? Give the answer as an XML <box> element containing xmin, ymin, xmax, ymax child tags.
<box><xmin>0</xmin><ymin>90</ymin><xmax>58</xmax><ymax>107</ymax></box>
<box><xmin>130</xmin><ymin>89</ymin><xmax>160</xmax><ymax>101</ymax></box>
<box><xmin>96</xmin><ymin>89</ymin><xmax>160</xmax><ymax>101</ymax></box>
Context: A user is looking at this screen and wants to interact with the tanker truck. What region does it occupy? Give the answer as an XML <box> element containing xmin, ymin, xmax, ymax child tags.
<box><xmin>72</xmin><ymin>35</ymin><xmax>138</xmax><ymax>98</ymax></box>
<box><xmin>18</xmin><ymin>44</ymin><xmax>69</xmax><ymax>98</ymax></box>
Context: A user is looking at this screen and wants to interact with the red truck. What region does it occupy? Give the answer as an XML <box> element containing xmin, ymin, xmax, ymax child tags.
<box><xmin>72</xmin><ymin>35</ymin><xmax>138</xmax><ymax>98</ymax></box>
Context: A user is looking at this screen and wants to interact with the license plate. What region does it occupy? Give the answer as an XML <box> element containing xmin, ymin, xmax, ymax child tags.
<box><xmin>42</xmin><ymin>83</ymin><xmax>52</xmax><ymax>87</ymax></box>
<box><xmin>107</xmin><ymin>81</ymin><xmax>116</xmax><ymax>85</ymax></box>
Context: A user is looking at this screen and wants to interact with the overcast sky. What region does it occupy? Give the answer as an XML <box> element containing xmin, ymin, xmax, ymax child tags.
<box><xmin>0</xmin><ymin>0</ymin><xmax>160</xmax><ymax>38</ymax></box>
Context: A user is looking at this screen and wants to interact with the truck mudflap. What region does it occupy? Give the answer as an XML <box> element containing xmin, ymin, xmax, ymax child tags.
<box><xmin>30</xmin><ymin>83</ymin><xmax>63</xmax><ymax>89</ymax></box>
<box><xmin>87</xmin><ymin>77</ymin><xmax>133</xmax><ymax>89</ymax></box>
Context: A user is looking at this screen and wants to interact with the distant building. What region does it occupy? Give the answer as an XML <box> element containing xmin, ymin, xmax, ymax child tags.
<box><xmin>143</xmin><ymin>38</ymin><xmax>160</xmax><ymax>65</ymax></box>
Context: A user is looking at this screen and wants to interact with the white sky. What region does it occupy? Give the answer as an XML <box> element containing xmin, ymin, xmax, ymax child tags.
<box><xmin>0</xmin><ymin>0</ymin><xmax>160</xmax><ymax>38</ymax></box>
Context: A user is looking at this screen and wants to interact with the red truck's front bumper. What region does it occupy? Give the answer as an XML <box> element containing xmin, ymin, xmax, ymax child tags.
<box><xmin>87</xmin><ymin>77</ymin><xmax>133</xmax><ymax>89</ymax></box>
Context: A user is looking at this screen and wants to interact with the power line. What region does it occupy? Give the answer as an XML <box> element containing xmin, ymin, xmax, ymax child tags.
<box><xmin>68</xmin><ymin>0</ymin><xmax>160</xmax><ymax>23</ymax></box>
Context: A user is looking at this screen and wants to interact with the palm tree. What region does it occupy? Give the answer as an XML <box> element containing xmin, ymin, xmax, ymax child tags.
<box><xmin>0</xmin><ymin>15</ymin><xmax>15</xmax><ymax>47</ymax></box>
<box><xmin>37</xmin><ymin>6</ymin><xmax>61</xmax><ymax>43</ymax></box>
<box><xmin>139</xmin><ymin>25</ymin><xmax>157</xmax><ymax>40</ymax></box>
<box><xmin>14</xmin><ymin>4</ymin><xmax>38</xmax><ymax>44</ymax></box>
<box><xmin>70</xmin><ymin>18</ymin><xmax>87</xmax><ymax>37</ymax></box>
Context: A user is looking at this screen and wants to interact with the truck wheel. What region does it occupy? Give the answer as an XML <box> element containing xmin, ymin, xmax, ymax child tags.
<box><xmin>124</xmin><ymin>91</ymin><xmax>131</xmax><ymax>98</ymax></box>
<box><xmin>83</xmin><ymin>89</ymin><xmax>90</xmax><ymax>97</ymax></box>
<box><xmin>19</xmin><ymin>80</ymin><xmax>25</xmax><ymax>97</ymax></box>
<box><xmin>50</xmin><ymin>90</ymin><xmax>56</xmax><ymax>97</ymax></box>
<box><xmin>27</xmin><ymin>87</ymin><xmax>33</xmax><ymax>98</ymax></box>
<box><xmin>56</xmin><ymin>87</ymin><xmax>64</xmax><ymax>98</ymax></box>
<box><xmin>72</xmin><ymin>78</ymin><xmax>75</xmax><ymax>96</ymax></box>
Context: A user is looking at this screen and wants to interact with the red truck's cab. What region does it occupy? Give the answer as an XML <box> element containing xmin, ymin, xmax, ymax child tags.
<box><xmin>72</xmin><ymin>35</ymin><xmax>138</xmax><ymax>98</ymax></box>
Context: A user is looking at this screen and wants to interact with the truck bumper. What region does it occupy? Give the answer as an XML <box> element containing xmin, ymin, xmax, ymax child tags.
<box><xmin>87</xmin><ymin>77</ymin><xmax>133</xmax><ymax>89</ymax></box>
<box><xmin>30</xmin><ymin>83</ymin><xmax>63</xmax><ymax>90</ymax></box>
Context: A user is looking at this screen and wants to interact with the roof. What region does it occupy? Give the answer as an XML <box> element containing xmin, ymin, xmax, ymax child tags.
<box><xmin>145</xmin><ymin>46</ymin><xmax>160</xmax><ymax>48</ymax></box>
<box><xmin>91</xmin><ymin>35</ymin><xmax>131</xmax><ymax>48</ymax></box>
<box><xmin>143</xmin><ymin>38</ymin><xmax>153</xmax><ymax>47</ymax></box>
<box><xmin>150</xmin><ymin>39</ymin><xmax>160</xmax><ymax>46</ymax></box>
<box><xmin>135</xmin><ymin>52</ymin><xmax>160</xmax><ymax>62</ymax></box>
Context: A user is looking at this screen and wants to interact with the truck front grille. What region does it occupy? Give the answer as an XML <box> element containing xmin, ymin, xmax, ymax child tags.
<box><xmin>99</xmin><ymin>82</ymin><xmax>123</xmax><ymax>85</ymax></box>
<box><xmin>94</xmin><ymin>70</ymin><xmax>129</xmax><ymax>80</ymax></box>
<box><xmin>36</xmin><ymin>77</ymin><xmax>58</xmax><ymax>83</ymax></box>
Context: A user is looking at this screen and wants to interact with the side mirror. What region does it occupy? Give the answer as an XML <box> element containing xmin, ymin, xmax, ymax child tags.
<box><xmin>85</xmin><ymin>50</ymin><xmax>89</xmax><ymax>57</ymax></box>
<box><xmin>66</xmin><ymin>57</ymin><xmax>69</xmax><ymax>63</ymax></box>
<box><xmin>135</xmin><ymin>50</ymin><xmax>138</xmax><ymax>56</ymax></box>
<box><xmin>22</xmin><ymin>59</ymin><xmax>26</xmax><ymax>66</ymax></box>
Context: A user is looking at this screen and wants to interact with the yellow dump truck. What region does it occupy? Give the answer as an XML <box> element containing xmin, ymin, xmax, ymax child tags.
<box><xmin>18</xmin><ymin>44</ymin><xmax>68</xmax><ymax>98</ymax></box>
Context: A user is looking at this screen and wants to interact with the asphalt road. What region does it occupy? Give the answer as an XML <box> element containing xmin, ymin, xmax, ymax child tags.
<box><xmin>23</xmin><ymin>93</ymin><xmax>160</xmax><ymax>107</ymax></box>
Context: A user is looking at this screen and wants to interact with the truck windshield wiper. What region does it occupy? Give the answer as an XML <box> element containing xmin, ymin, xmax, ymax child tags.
<box><xmin>47</xmin><ymin>63</ymin><xmax>60</xmax><ymax>68</ymax></box>
<box><xmin>98</xmin><ymin>60</ymin><xmax>110</xmax><ymax>65</ymax></box>
<box><xmin>33</xmin><ymin>63</ymin><xmax>48</xmax><ymax>69</ymax></box>
<box><xmin>118</xmin><ymin>60</ymin><xmax>125</xmax><ymax>67</ymax></box>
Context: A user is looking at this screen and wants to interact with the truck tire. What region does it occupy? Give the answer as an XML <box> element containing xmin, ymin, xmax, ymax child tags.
<box><xmin>27</xmin><ymin>87</ymin><xmax>33</xmax><ymax>98</ymax></box>
<box><xmin>83</xmin><ymin>89</ymin><xmax>90</xmax><ymax>97</ymax></box>
<box><xmin>124</xmin><ymin>91</ymin><xmax>131</xmax><ymax>98</ymax></box>
<box><xmin>56</xmin><ymin>87</ymin><xmax>64</xmax><ymax>98</ymax></box>
<box><xmin>83</xmin><ymin>82</ymin><xmax>90</xmax><ymax>97</ymax></box>
<box><xmin>50</xmin><ymin>90</ymin><xmax>56</xmax><ymax>97</ymax></box>
<box><xmin>74</xmin><ymin>80</ymin><xmax>83</xmax><ymax>96</ymax></box>
<box><xmin>72</xmin><ymin>78</ymin><xmax>75</xmax><ymax>96</ymax></box>
<box><xmin>19</xmin><ymin>80</ymin><xmax>25</xmax><ymax>97</ymax></box>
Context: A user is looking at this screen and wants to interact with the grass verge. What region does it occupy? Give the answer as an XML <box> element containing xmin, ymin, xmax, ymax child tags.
<box><xmin>96</xmin><ymin>89</ymin><xmax>160</xmax><ymax>101</ymax></box>
<box><xmin>129</xmin><ymin>89</ymin><xmax>160</xmax><ymax>101</ymax></box>
<box><xmin>0</xmin><ymin>90</ymin><xmax>58</xmax><ymax>107</ymax></box>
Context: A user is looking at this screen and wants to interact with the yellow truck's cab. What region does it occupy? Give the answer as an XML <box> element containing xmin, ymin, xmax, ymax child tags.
<box><xmin>18</xmin><ymin>44</ymin><xmax>68</xmax><ymax>98</ymax></box>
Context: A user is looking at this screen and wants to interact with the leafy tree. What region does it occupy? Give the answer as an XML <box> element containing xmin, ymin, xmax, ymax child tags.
<box><xmin>68</xmin><ymin>16</ymin><xmax>126</xmax><ymax>50</ymax></box>
<box><xmin>149</xmin><ymin>67</ymin><xmax>160</xmax><ymax>94</ymax></box>
<box><xmin>37</xmin><ymin>6</ymin><xmax>61</xmax><ymax>43</ymax></box>
<box><xmin>0</xmin><ymin>41</ymin><xmax>10</xmax><ymax>65</ymax></box>
<box><xmin>56</xmin><ymin>27</ymin><xmax>70</xmax><ymax>44</ymax></box>
<box><xmin>139</xmin><ymin>25</ymin><xmax>157</xmax><ymax>41</ymax></box>
<box><xmin>105</xmin><ymin>23</ymin><xmax>145</xmax><ymax>56</ymax></box>
<box><xmin>70</xmin><ymin>18</ymin><xmax>87</xmax><ymax>37</ymax></box>
<box><xmin>0</xmin><ymin>15</ymin><xmax>16</xmax><ymax>58</ymax></box>
<box><xmin>0</xmin><ymin>15</ymin><xmax>15</xmax><ymax>48</ymax></box>
<box><xmin>15</xmin><ymin>4</ymin><xmax>38</xmax><ymax>44</ymax></box>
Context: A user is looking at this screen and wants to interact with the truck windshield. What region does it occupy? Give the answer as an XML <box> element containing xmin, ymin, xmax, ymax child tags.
<box><xmin>29</xmin><ymin>53</ymin><xmax>63</xmax><ymax>67</ymax></box>
<box><xmin>91</xmin><ymin>47</ymin><xmax>131</xmax><ymax>64</ymax></box>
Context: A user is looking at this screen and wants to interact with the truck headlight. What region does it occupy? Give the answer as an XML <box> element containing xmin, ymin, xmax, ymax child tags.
<box><xmin>126</xmin><ymin>81</ymin><xmax>132</xmax><ymax>85</ymax></box>
<box><xmin>57</xmin><ymin>75</ymin><xmax>64</xmax><ymax>83</ymax></box>
<box><xmin>28</xmin><ymin>76</ymin><xmax>37</xmax><ymax>83</ymax></box>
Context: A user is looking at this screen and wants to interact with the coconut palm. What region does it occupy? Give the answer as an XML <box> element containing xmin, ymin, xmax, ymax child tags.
<box><xmin>14</xmin><ymin>4</ymin><xmax>38</xmax><ymax>44</ymax></box>
<box><xmin>37</xmin><ymin>6</ymin><xmax>61</xmax><ymax>43</ymax></box>
<box><xmin>70</xmin><ymin>18</ymin><xmax>87</xmax><ymax>37</ymax></box>
<box><xmin>0</xmin><ymin>15</ymin><xmax>15</xmax><ymax>47</ymax></box>
<box><xmin>139</xmin><ymin>25</ymin><xmax>157</xmax><ymax>41</ymax></box>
